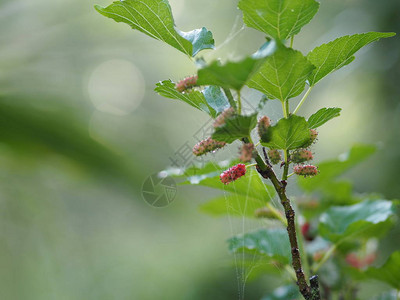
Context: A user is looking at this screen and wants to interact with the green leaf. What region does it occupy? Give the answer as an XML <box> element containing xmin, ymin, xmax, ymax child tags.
<box><xmin>319</xmin><ymin>200</ymin><xmax>396</xmax><ymax>243</ymax></box>
<box><xmin>298</xmin><ymin>144</ymin><xmax>376</xmax><ymax>192</ymax></box>
<box><xmin>178</xmin><ymin>27</ymin><xmax>215</xmax><ymax>56</ymax></box>
<box><xmin>95</xmin><ymin>0</ymin><xmax>214</xmax><ymax>57</ymax></box>
<box><xmin>239</xmin><ymin>259</ymin><xmax>283</xmax><ymax>281</ymax></box>
<box><xmin>197</xmin><ymin>59</ymin><xmax>261</xmax><ymax>91</ymax></box>
<box><xmin>308</xmin><ymin>107</ymin><xmax>342</xmax><ymax>129</ymax></box>
<box><xmin>197</xmin><ymin>41</ymin><xmax>276</xmax><ymax>91</ymax></box>
<box><xmin>155</xmin><ymin>79</ymin><xmax>217</xmax><ymax>117</ymax></box>
<box><xmin>228</xmin><ymin>228</ymin><xmax>291</xmax><ymax>263</ymax></box>
<box><xmin>238</xmin><ymin>0</ymin><xmax>319</xmax><ymax>41</ymax></box>
<box><xmin>261</xmin><ymin>285</ymin><xmax>300</xmax><ymax>300</ymax></box>
<box><xmin>307</xmin><ymin>32</ymin><xmax>396</xmax><ymax>86</ymax></box>
<box><xmin>248</xmin><ymin>46</ymin><xmax>315</xmax><ymax>101</ymax></box>
<box><xmin>212</xmin><ymin>114</ymin><xmax>258</xmax><ymax>143</ymax></box>
<box><xmin>200</xmin><ymin>194</ymin><xmax>265</xmax><ymax>218</ymax></box>
<box><xmin>260</xmin><ymin>115</ymin><xmax>310</xmax><ymax>150</ymax></box>
<box><xmin>184</xmin><ymin>167</ymin><xmax>276</xmax><ymax>202</ymax></box>
<box><xmin>365</xmin><ymin>251</ymin><xmax>400</xmax><ymax>290</ymax></box>
<box><xmin>203</xmin><ymin>86</ymin><xmax>230</xmax><ymax>114</ymax></box>
<box><xmin>300</xmin><ymin>181</ymin><xmax>358</xmax><ymax>220</ymax></box>
<box><xmin>161</xmin><ymin>160</ymin><xmax>236</xmax><ymax>178</ymax></box>
<box><xmin>318</xmin><ymin>181</ymin><xmax>356</xmax><ymax>205</ymax></box>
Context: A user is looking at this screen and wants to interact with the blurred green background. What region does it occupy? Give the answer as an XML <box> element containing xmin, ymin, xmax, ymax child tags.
<box><xmin>0</xmin><ymin>0</ymin><xmax>399</xmax><ymax>299</ymax></box>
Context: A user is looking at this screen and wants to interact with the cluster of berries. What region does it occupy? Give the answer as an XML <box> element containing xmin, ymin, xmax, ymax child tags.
<box><xmin>213</xmin><ymin>107</ymin><xmax>235</xmax><ymax>128</ymax></box>
<box><xmin>256</xmin><ymin>114</ymin><xmax>319</xmax><ymax>177</ymax></box>
<box><xmin>267</xmin><ymin>149</ymin><xmax>282</xmax><ymax>165</ymax></box>
<box><xmin>300</xmin><ymin>128</ymin><xmax>318</xmax><ymax>148</ymax></box>
<box><xmin>191</xmin><ymin>107</ymin><xmax>235</xmax><ymax>157</ymax></box>
<box><xmin>293</xmin><ymin>165</ymin><xmax>318</xmax><ymax>177</ymax></box>
<box><xmin>257</xmin><ymin>116</ymin><xmax>271</xmax><ymax>138</ymax></box>
<box><xmin>291</xmin><ymin>129</ymin><xmax>318</xmax><ymax>177</ymax></box>
<box><xmin>189</xmin><ymin>103</ymin><xmax>321</xmax><ymax>183</ymax></box>
<box><xmin>291</xmin><ymin>149</ymin><xmax>314</xmax><ymax>164</ymax></box>
<box><xmin>220</xmin><ymin>164</ymin><xmax>246</xmax><ymax>185</ymax></box>
<box><xmin>175</xmin><ymin>75</ymin><xmax>198</xmax><ymax>93</ymax></box>
<box><xmin>239</xmin><ymin>143</ymin><xmax>255</xmax><ymax>163</ymax></box>
<box><xmin>192</xmin><ymin>137</ymin><xmax>226</xmax><ymax>156</ymax></box>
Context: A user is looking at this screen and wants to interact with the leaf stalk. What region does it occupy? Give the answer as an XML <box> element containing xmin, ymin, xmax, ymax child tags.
<box><xmin>223</xmin><ymin>88</ymin><xmax>237</xmax><ymax>110</ymax></box>
<box><xmin>293</xmin><ymin>86</ymin><xmax>313</xmax><ymax>115</ymax></box>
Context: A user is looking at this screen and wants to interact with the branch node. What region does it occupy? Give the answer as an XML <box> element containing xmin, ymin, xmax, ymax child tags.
<box><xmin>295</xmin><ymin>268</ymin><xmax>303</xmax><ymax>275</ymax></box>
<box><xmin>285</xmin><ymin>209</ymin><xmax>295</xmax><ymax>219</ymax></box>
<box><xmin>291</xmin><ymin>247</ymin><xmax>300</xmax><ymax>255</ymax></box>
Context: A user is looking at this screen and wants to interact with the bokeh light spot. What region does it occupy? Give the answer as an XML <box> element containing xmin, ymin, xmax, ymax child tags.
<box><xmin>88</xmin><ymin>59</ymin><xmax>145</xmax><ymax>115</ymax></box>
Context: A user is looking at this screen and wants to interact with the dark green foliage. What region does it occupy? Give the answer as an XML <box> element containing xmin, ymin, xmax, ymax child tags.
<box><xmin>260</xmin><ymin>115</ymin><xmax>311</xmax><ymax>150</ymax></box>
<box><xmin>96</xmin><ymin>1</ymin><xmax>397</xmax><ymax>298</ymax></box>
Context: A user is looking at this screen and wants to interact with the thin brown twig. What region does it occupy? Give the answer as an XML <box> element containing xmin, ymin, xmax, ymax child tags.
<box><xmin>255</xmin><ymin>149</ymin><xmax>321</xmax><ymax>300</ymax></box>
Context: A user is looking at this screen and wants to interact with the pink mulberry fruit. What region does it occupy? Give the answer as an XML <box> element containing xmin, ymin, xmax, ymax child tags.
<box><xmin>220</xmin><ymin>164</ymin><xmax>246</xmax><ymax>185</ymax></box>
<box><xmin>257</xmin><ymin>116</ymin><xmax>271</xmax><ymax>138</ymax></box>
<box><xmin>193</xmin><ymin>137</ymin><xmax>226</xmax><ymax>156</ymax></box>
<box><xmin>293</xmin><ymin>165</ymin><xmax>318</xmax><ymax>177</ymax></box>
<box><xmin>268</xmin><ymin>149</ymin><xmax>282</xmax><ymax>165</ymax></box>
<box><xmin>291</xmin><ymin>149</ymin><xmax>313</xmax><ymax>164</ymax></box>
<box><xmin>175</xmin><ymin>75</ymin><xmax>198</xmax><ymax>92</ymax></box>
<box><xmin>239</xmin><ymin>143</ymin><xmax>255</xmax><ymax>163</ymax></box>
<box><xmin>213</xmin><ymin>107</ymin><xmax>235</xmax><ymax>128</ymax></box>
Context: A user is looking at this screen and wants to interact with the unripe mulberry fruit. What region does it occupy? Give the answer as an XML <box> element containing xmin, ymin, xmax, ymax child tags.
<box><xmin>291</xmin><ymin>149</ymin><xmax>313</xmax><ymax>164</ymax></box>
<box><xmin>310</xmin><ymin>129</ymin><xmax>318</xmax><ymax>141</ymax></box>
<box><xmin>267</xmin><ymin>149</ymin><xmax>282</xmax><ymax>165</ymax></box>
<box><xmin>220</xmin><ymin>164</ymin><xmax>246</xmax><ymax>185</ymax></box>
<box><xmin>303</xmin><ymin>129</ymin><xmax>318</xmax><ymax>147</ymax></box>
<box><xmin>239</xmin><ymin>143</ymin><xmax>255</xmax><ymax>163</ymax></box>
<box><xmin>293</xmin><ymin>165</ymin><xmax>318</xmax><ymax>177</ymax></box>
<box><xmin>193</xmin><ymin>137</ymin><xmax>226</xmax><ymax>156</ymax></box>
<box><xmin>175</xmin><ymin>75</ymin><xmax>198</xmax><ymax>92</ymax></box>
<box><xmin>257</xmin><ymin>116</ymin><xmax>271</xmax><ymax>138</ymax></box>
<box><xmin>213</xmin><ymin>107</ymin><xmax>235</xmax><ymax>128</ymax></box>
